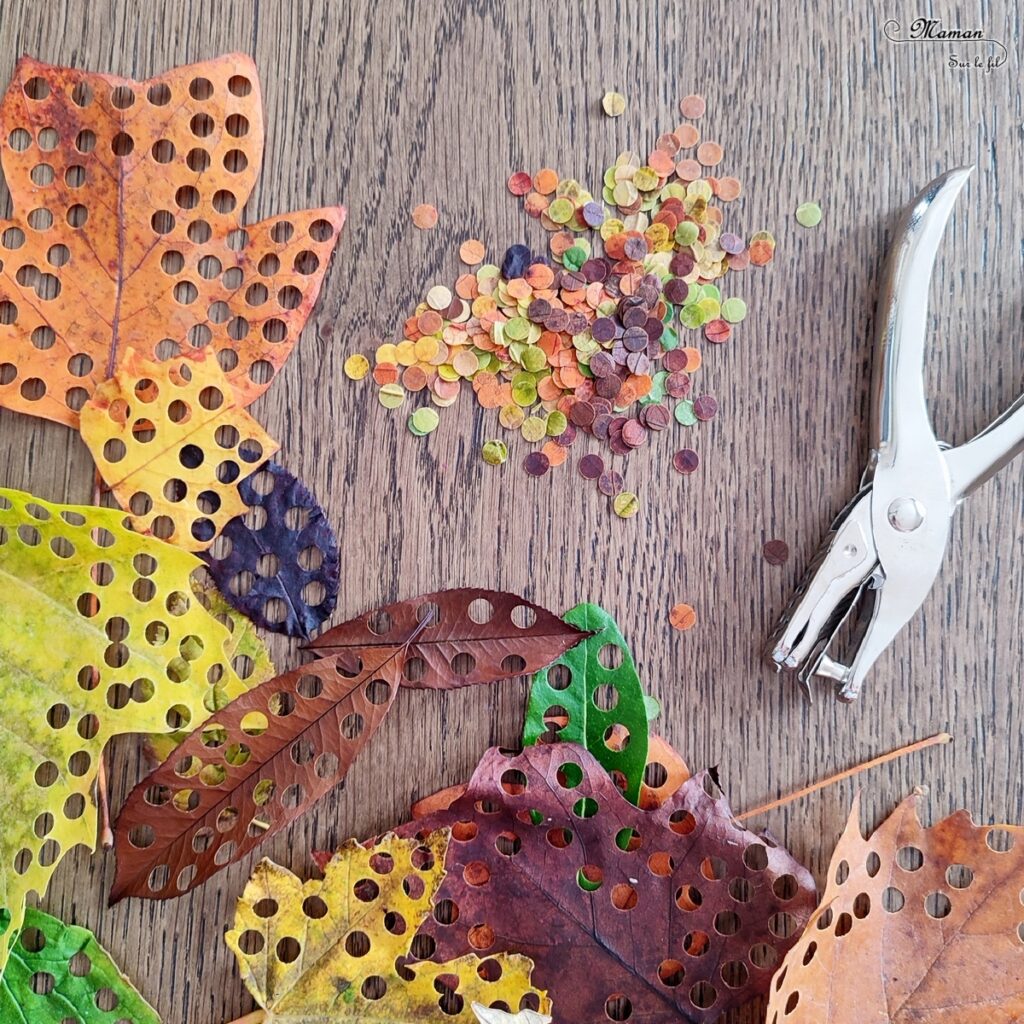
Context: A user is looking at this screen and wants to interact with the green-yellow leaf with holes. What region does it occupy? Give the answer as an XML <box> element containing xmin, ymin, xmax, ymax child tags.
<box><xmin>0</xmin><ymin>484</ymin><xmax>266</xmax><ymax>970</ymax></box>
<box><xmin>145</xmin><ymin>575</ymin><xmax>276</xmax><ymax>764</ymax></box>
<box><xmin>226</xmin><ymin>829</ymin><xmax>549</xmax><ymax>1024</ymax></box>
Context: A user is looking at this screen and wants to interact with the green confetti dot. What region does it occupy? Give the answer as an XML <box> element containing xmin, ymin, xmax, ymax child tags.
<box><xmin>546</xmin><ymin>410</ymin><xmax>568</xmax><ymax>436</ymax></box>
<box><xmin>796</xmin><ymin>201</ymin><xmax>822</xmax><ymax>228</ymax></box>
<box><xmin>563</xmin><ymin>245</ymin><xmax>588</xmax><ymax>271</ymax></box>
<box><xmin>408</xmin><ymin>406</ymin><xmax>439</xmax><ymax>436</ymax></box>
<box><xmin>674</xmin><ymin>400</ymin><xmax>697</xmax><ymax>426</ymax></box>
<box><xmin>481</xmin><ymin>440</ymin><xmax>508</xmax><ymax>465</ymax></box>
<box><xmin>520</xmin><ymin>346</ymin><xmax>547</xmax><ymax>373</ymax></box>
<box><xmin>721</xmin><ymin>297</ymin><xmax>747</xmax><ymax>324</ymax></box>
<box><xmin>378</xmin><ymin>383</ymin><xmax>405</xmax><ymax>409</ymax></box>
<box><xmin>504</xmin><ymin>316</ymin><xmax>530</xmax><ymax>341</ymax></box>
<box><xmin>680</xmin><ymin>304</ymin><xmax>704</xmax><ymax>330</ymax></box>
<box><xmin>674</xmin><ymin>221</ymin><xmax>700</xmax><ymax>246</ymax></box>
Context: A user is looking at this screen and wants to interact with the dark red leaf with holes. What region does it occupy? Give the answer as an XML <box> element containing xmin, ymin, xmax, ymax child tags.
<box><xmin>112</xmin><ymin>590</ymin><xmax>590</xmax><ymax>901</ymax></box>
<box><xmin>200</xmin><ymin>461</ymin><xmax>340</xmax><ymax>638</ymax></box>
<box><xmin>309</xmin><ymin>588</ymin><xmax>591</xmax><ymax>689</ymax></box>
<box><xmin>396</xmin><ymin>742</ymin><xmax>817</xmax><ymax>1024</ymax></box>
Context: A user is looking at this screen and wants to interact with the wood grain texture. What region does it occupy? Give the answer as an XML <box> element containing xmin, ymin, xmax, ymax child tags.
<box><xmin>0</xmin><ymin>1</ymin><xmax>1022</xmax><ymax>1021</ymax></box>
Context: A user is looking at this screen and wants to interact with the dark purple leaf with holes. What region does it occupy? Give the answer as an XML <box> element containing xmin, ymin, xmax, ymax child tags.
<box><xmin>309</xmin><ymin>588</ymin><xmax>591</xmax><ymax>689</ymax></box>
<box><xmin>201</xmin><ymin>460</ymin><xmax>340</xmax><ymax>638</ymax></box>
<box><xmin>397</xmin><ymin>742</ymin><xmax>817</xmax><ymax>1024</ymax></box>
<box><xmin>111</xmin><ymin>589</ymin><xmax>589</xmax><ymax>901</ymax></box>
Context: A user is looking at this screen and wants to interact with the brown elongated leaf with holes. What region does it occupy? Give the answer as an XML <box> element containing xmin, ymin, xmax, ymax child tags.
<box><xmin>0</xmin><ymin>53</ymin><xmax>344</xmax><ymax>429</ymax></box>
<box><xmin>309</xmin><ymin>588</ymin><xmax>591</xmax><ymax>688</ymax></box>
<box><xmin>397</xmin><ymin>742</ymin><xmax>817</xmax><ymax>1024</ymax></box>
<box><xmin>768</xmin><ymin>794</ymin><xmax>1024</xmax><ymax>1023</ymax></box>
<box><xmin>112</xmin><ymin>589</ymin><xmax>589</xmax><ymax>901</ymax></box>
<box><xmin>111</xmin><ymin>648</ymin><xmax>405</xmax><ymax>903</ymax></box>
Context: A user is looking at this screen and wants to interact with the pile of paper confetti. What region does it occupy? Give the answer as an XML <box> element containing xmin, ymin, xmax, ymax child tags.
<box><xmin>347</xmin><ymin>94</ymin><xmax>776</xmax><ymax>517</ymax></box>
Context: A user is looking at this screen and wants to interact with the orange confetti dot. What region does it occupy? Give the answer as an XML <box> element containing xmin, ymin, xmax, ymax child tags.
<box><xmin>459</xmin><ymin>238</ymin><xmax>485</xmax><ymax>265</ymax></box>
<box><xmin>715</xmin><ymin>176</ymin><xmax>742</xmax><ymax>201</ymax></box>
<box><xmin>696</xmin><ymin>141</ymin><xmax>723</xmax><ymax>167</ymax></box>
<box><xmin>675</xmin><ymin>159</ymin><xmax>702</xmax><ymax>181</ymax></box>
<box><xmin>411</xmin><ymin>203</ymin><xmax>438</xmax><ymax>229</ymax></box>
<box><xmin>679</xmin><ymin>94</ymin><xmax>706</xmax><ymax>119</ymax></box>
<box><xmin>533</xmin><ymin>167</ymin><xmax>559</xmax><ymax>195</ymax></box>
<box><xmin>675</xmin><ymin>123</ymin><xmax>700</xmax><ymax>148</ymax></box>
<box><xmin>669</xmin><ymin>603</ymin><xmax>697</xmax><ymax>631</ymax></box>
<box><xmin>541</xmin><ymin>440</ymin><xmax>568</xmax><ymax>467</ymax></box>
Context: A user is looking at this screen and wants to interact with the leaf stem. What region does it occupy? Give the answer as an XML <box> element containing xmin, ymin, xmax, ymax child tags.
<box><xmin>89</xmin><ymin>469</ymin><xmax>115</xmax><ymax>849</ymax></box>
<box><xmin>736</xmin><ymin>731</ymin><xmax>952</xmax><ymax>821</ymax></box>
<box><xmin>222</xmin><ymin>1012</ymin><xmax>265</xmax><ymax>1024</ymax></box>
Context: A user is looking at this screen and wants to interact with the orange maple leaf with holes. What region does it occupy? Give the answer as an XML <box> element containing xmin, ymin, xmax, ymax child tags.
<box><xmin>0</xmin><ymin>53</ymin><xmax>344</xmax><ymax>429</ymax></box>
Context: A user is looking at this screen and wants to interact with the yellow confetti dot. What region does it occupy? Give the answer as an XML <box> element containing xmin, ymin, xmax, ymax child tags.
<box><xmin>375</xmin><ymin>343</ymin><xmax>397</xmax><ymax>365</ymax></box>
<box><xmin>377</xmin><ymin>383</ymin><xmax>405</xmax><ymax>409</ymax></box>
<box><xmin>343</xmin><ymin>354</ymin><xmax>369</xmax><ymax>380</ymax></box>
<box><xmin>520</xmin><ymin>416</ymin><xmax>547</xmax><ymax>443</ymax></box>
<box><xmin>613</xmin><ymin>491</ymin><xmax>640</xmax><ymax>518</ymax></box>
<box><xmin>414</xmin><ymin>336</ymin><xmax>440</xmax><ymax>362</ymax></box>
<box><xmin>602</xmin><ymin>91</ymin><xmax>627</xmax><ymax>117</ymax></box>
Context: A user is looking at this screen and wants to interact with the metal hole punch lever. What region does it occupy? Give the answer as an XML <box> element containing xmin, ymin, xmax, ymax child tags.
<box><xmin>767</xmin><ymin>167</ymin><xmax>1024</xmax><ymax>702</ymax></box>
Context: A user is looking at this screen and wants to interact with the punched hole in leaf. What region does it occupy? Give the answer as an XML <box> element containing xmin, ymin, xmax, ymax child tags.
<box><xmin>186</xmin><ymin>146</ymin><xmax>211</xmax><ymax>173</ymax></box>
<box><xmin>365</xmin><ymin>678</ymin><xmax>391</xmax><ymax>705</ymax></box>
<box><xmin>224</xmin><ymin>148</ymin><xmax>248</xmax><ymax>173</ymax></box>
<box><xmin>152</xmin><ymin>139</ymin><xmax>175</xmax><ymax>164</ymax></box>
<box><xmin>367</xmin><ymin>609</ymin><xmax>393</xmax><ymax>635</ymax></box>
<box><xmin>749</xmin><ymin>942</ymin><xmax>778</xmax><ymax>970</ymax></box>
<box><xmin>675</xmin><ymin>884</ymin><xmax>703</xmax><ymax>911</ymax></box>
<box><xmin>510</xmin><ymin>603</ymin><xmax>537</xmax><ymax>629</ymax></box>
<box><xmin>278</xmin><ymin>284</ymin><xmax>301</xmax><ymax>308</ymax></box>
<box><xmin>237</xmin><ymin>930</ymin><xmax>264</xmax><ymax>955</ymax></box>
<box><xmin>189</xmin><ymin>219</ymin><xmax>212</xmax><ymax>243</ymax></box>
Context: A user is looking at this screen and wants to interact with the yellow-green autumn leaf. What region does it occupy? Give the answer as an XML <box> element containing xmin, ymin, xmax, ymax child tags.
<box><xmin>145</xmin><ymin>576</ymin><xmax>276</xmax><ymax>765</ymax></box>
<box><xmin>0</xmin><ymin>485</ymin><xmax>268</xmax><ymax>968</ymax></box>
<box><xmin>226</xmin><ymin>830</ymin><xmax>548</xmax><ymax>1023</ymax></box>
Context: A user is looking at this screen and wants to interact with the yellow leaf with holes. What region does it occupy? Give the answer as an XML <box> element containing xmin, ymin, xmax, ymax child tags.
<box><xmin>0</xmin><ymin>485</ymin><xmax>263</xmax><ymax>970</ymax></box>
<box><xmin>226</xmin><ymin>830</ymin><xmax>548</xmax><ymax>1024</ymax></box>
<box><xmin>80</xmin><ymin>346</ymin><xmax>279</xmax><ymax>551</ymax></box>
<box><xmin>145</xmin><ymin>575</ymin><xmax>276</xmax><ymax>765</ymax></box>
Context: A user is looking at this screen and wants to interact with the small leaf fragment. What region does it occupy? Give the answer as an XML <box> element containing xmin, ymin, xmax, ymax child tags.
<box><xmin>226</xmin><ymin>830</ymin><xmax>547</xmax><ymax>1023</ymax></box>
<box><xmin>401</xmin><ymin>741</ymin><xmax>817</xmax><ymax>1024</ymax></box>
<box><xmin>0</xmin><ymin>53</ymin><xmax>344</xmax><ymax>430</ymax></box>
<box><xmin>0</xmin><ymin>486</ymin><xmax>247</xmax><ymax>969</ymax></box>
<box><xmin>310</xmin><ymin>588</ymin><xmax>591</xmax><ymax>689</ymax></box>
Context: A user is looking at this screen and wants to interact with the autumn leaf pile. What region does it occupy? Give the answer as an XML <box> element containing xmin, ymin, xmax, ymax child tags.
<box><xmin>1</xmin><ymin>50</ymin><xmax>1022</xmax><ymax>1024</ymax></box>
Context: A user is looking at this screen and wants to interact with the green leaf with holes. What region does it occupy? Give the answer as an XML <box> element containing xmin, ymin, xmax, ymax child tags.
<box><xmin>0</xmin><ymin>485</ymin><xmax>262</xmax><ymax>971</ymax></box>
<box><xmin>522</xmin><ymin>603</ymin><xmax>653</xmax><ymax>803</ymax></box>
<box><xmin>0</xmin><ymin>906</ymin><xmax>159</xmax><ymax>1023</ymax></box>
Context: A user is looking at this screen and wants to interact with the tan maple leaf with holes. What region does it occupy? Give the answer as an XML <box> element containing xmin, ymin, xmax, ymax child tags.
<box><xmin>0</xmin><ymin>53</ymin><xmax>344</xmax><ymax>429</ymax></box>
<box><xmin>768</xmin><ymin>793</ymin><xmax>1024</xmax><ymax>1023</ymax></box>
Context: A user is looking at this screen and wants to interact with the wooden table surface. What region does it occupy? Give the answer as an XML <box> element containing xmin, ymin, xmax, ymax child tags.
<box><xmin>1</xmin><ymin>1</ymin><xmax>1022</xmax><ymax>1021</ymax></box>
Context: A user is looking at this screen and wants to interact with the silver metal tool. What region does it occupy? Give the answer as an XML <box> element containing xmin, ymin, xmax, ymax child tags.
<box><xmin>768</xmin><ymin>167</ymin><xmax>1024</xmax><ymax>701</ymax></box>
